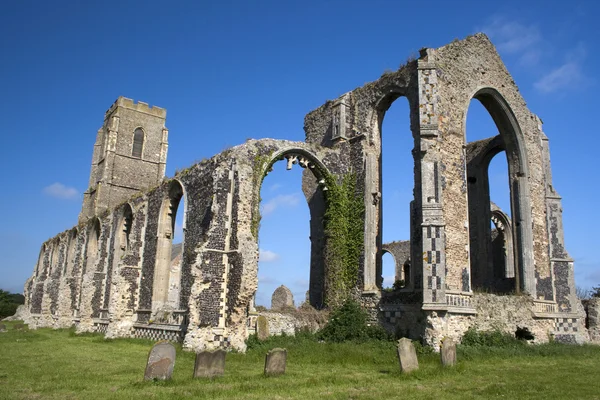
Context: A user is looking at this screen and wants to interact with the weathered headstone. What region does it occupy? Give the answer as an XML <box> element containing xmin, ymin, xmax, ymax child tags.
<box><xmin>396</xmin><ymin>338</ymin><xmax>419</xmax><ymax>373</ymax></box>
<box><xmin>257</xmin><ymin>315</ymin><xmax>269</xmax><ymax>341</ymax></box>
<box><xmin>13</xmin><ymin>323</ymin><xmax>26</xmax><ymax>331</ymax></box>
<box><xmin>264</xmin><ymin>348</ymin><xmax>287</xmax><ymax>376</ymax></box>
<box><xmin>193</xmin><ymin>349</ymin><xmax>226</xmax><ymax>378</ymax></box>
<box><xmin>0</xmin><ymin>323</ymin><xmax>6</xmax><ymax>332</ymax></box>
<box><xmin>144</xmin><ymin>341</ymin><xmax>176</xmax><ymax>381</ymax></box>
<box><xmin>271</xmin><ymin>285</ymin><xmax>294</xmax><ymax>310</ymax></box>
<box><xmin>440</xmin><ymin>337</ymin><xmax>456</xmax><ymax>367</ymax></box>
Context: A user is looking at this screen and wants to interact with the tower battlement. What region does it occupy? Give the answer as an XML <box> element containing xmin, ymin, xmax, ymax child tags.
<box><xmin>105</xmin><ymin>96</ymin><xmax>167</xmax><ymax>119</ymax></box>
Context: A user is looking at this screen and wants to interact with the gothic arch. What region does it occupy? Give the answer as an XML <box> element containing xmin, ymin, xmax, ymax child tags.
<box><xmin>64</xmin><ymin>228</ymin><xmax>78</xmax><ymax>276</ymax></box>
<box><xmin>257</xmin><ymin>147</ymin><xmax>331</xmax><ymax>309</ymax></box>
<box><xmin>464</xmin><ymin>87</ymin><xmax>535</xmax><ymax>295</ymax></box>
<box><xmin>369</xmin><ymin>89</ymin><xmax>420</xmax><ymax>294</ymax></box>
<box><xmin>152</xmin><ymin>179</ymin><xmax>186</xmax><ymax>311</ymax></box>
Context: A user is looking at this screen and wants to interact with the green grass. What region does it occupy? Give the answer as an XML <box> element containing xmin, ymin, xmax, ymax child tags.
<box><xmin>1</xmin><ymin>321</ymin><xmax>600</xmax><ymax>399</ymax></box>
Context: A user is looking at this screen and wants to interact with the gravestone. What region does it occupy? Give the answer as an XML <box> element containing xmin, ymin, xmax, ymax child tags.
<box><xmin>396</xmin><ymin>338</ymin><xmax>419</xmax><ymax>373</ymax></box>
<box><xmin>440</xmin><ymin>337</ymin><xmax>456</xmax><ymax>367</ymax></box>
<box><xmin>0</xmin><ymin>323</ymin><xmax>6</xmax><ymax>332</ymax></box>
<box><xmin>144</xmin><ymin>341</ymin><xmax>176</xmax><ymax>381</ymax></box>
<box><xmin>271</xmin><ymin>285</ymin><xmax>294</xmax><ymax>310</ymax></box>
<box><xmin>264</xmin><ymin>348</ymin><xmax>287</xmax><ymax>376</ymax></box>
<box><xmin>193</xmin><ymin>349</ymin><xmax>226</xmax><ymax>378</ymax></box>
<box><xmin>257</xmin><ymin>315</ymin><xmax>269</xmax><ymax>341</ymax></box>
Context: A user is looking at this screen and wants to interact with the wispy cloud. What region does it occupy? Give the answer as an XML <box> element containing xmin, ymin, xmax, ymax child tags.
<box><xmin>534</xmin><ymin>44</ymin><xmax>586</xmax><ymax>93</ymax></box>
<box><xmin>482</xmin><ymin>17</ymin><xmax>541</xmax><ymax>54</ymax></box>
<box><xmin>42</xmin><ymin>182</ymin><xmax>79</xmax><ymax>200</ymax></box>
<box><xmin>258</xmin><ymin>275</ymin><xmax>277</xmax><ymax>284</ymax></box>
<box><xmin>479</xmin><ymin>17</ymin><xmax>589</xmax><ymax>94</ymax></box>
<box><xmin>269</xmin><ymin>183</ymin><xmax>282</xmax><ymax>192</ymax></box>
<box><xmin>173</xmin><ymin>222</ymin><xmax>184</xmax><ymax>242</ymax></box>
<box><xmin>259</xmin><ymin>249</ymin><xmax>279</xmax><ymax>263</ymax></box>
<box><xmin>261</xmin><ymin>193</ymin><xmax>301</xmax><ymax>216</ymax></box>
<box><xmin>480</xmin><ymin>17</ymin><xmax>541</xmax><ymax>66</ymax></box>
<box><xmin>382</xmin><ymin>275</ymin><xmax>396</xmax><ymax>288</ymax></box>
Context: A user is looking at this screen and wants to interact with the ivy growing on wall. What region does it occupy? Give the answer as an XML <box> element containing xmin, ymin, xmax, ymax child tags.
<box><xmin>249</xmin><ymin>149</ymin><xmax>365</xmax><ymax>309</ymax></box>
<box><xmin>250</xmin><ymin>151</ymin><xmax>274</xmax><ymax>239</ymax></box>
<box><xmin>323</xmin><ymin>173</ymin><xmax>365</xmax><ymax>309</ymax></box>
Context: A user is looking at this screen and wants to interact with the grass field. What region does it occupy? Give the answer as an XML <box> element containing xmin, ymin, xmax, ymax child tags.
<box><xmin>1</xmin><ymin>320</ymin><xmax>599</xmax><ymax>399</ymax></box>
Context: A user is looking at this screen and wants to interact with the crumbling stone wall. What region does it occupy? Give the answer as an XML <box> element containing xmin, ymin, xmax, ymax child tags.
<box><xmin>22</xmin><ymin>34</ymin><xmax>586</xmax><ymax>350</ymax></box>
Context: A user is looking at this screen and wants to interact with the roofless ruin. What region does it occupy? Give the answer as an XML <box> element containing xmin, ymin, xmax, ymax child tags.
<box><xmin>22</xmin><ymin>34</ymin><xmax>588</xmax><ymax>350</ymax></box>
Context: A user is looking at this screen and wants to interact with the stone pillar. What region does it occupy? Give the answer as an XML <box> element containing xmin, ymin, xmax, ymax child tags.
<box><xmin>417</xmin><ymin>52</ymin><xmax>447</xmax><ymax>306</ymax></box>
<box><xmin>363</xmin><ymin>151</ymin><xmax>379</xmax><ymax>292</ymax></box>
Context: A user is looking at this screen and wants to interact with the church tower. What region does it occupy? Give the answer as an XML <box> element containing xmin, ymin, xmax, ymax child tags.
<box><xmin>79</xmin><ymin>97</ymin><xmax>168</xmax><ymax>222</ymax></box>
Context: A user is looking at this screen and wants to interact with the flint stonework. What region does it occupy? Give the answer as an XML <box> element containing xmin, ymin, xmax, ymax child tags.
<box><xmin>396</xmin><ymin>338</ymin><xmax>419</xmax><ymax>373</ymax></box>
<box><xmin>144</xmin><ymin>341</ymin><xmax>176</xmax><ymax>381</ymax></box>
<box><xmin>264</xmin><ymin>348</ymin><xmax>287</xmax><ymax>376</ymax></box>
<box><xmin>194</xmin><ymin>349</ymin><xmax>226</xmax><ymax>378</ymax></box>
<box><xmin>21</xmin><ymin>34</ymin><xmax>587</xmax><ymax>352</ymax></box>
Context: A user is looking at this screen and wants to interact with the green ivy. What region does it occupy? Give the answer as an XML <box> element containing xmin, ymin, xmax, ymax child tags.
<box><xmin>250</xmin><ymin>151</ymin><xmax>273</xmax><ymax>239</ymax></box>
<box><xmin>323</xmin><ymin>173</ymin><xmax>364</xmax><ymax>308</ymax></box>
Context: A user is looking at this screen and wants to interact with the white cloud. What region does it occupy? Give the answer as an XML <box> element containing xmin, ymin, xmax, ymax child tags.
<box><xmin>534</xmin><ymin>44</ymin><xmax>586</xmax><ymax>93</ymax></box>
<box><xmin>261</xmin><ymin>193</ymin><xmax>301</xmax><ymax>216</ymax></box>
<box><xmin>382</xmin><ymin>275</ymin><xmax>396</xmax><ymax>288</ymax></box>
<box><xmin>480</xmin><ymin>17</ymin><xmax>541</xmax><ymax>59</ymax></box>
<box><xmin>173</xmin><ymin>222</ymin><xmax>184</xmax><ymax>242</ymax></box>
<box><xmin>259</xmin><ymin>249</ymin><xmax>279</xmax><ymax>262</ymax></box>
<box><xmin>269</xmin><ymin>183</ymin><xmax>282</xmax><ymax>192</ymax></box>
<box><xmin>258</xmin><ymin>275</ymin><xmax>277</xmax><ymax>284</ymax></box>
<box><xmin>42</xmin><ymin>183</ymin><xmax>79</xmax><ymax>200</ymax></box>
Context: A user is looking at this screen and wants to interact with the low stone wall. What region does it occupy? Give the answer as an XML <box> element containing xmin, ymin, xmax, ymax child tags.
<box><xmin>258</xmin><ymin>309</ymin><xmax>329</xmax><ymax>336</ymax></box>
<box><xmin>424</xmin><ymin>293</ymin><xmax>587</xmax><ymax>348</ymax></box>
<box><xmin>584</xmin><ymin>297</ymin><xmax>600</xmax><ymax>343</ymax></box>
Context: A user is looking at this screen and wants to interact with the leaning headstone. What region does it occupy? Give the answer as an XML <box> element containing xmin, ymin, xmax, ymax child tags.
<box><xmin>13</xmin><ymin>323</ymin><xmax>26</xmax><ymax>331</ymax></box>
<box><xmin>193</xmin><ymin>349</ymin><xmax>226</xmax><ymax>378</ymax></box>
<box><xmin>257</xmin><ymin>315</ymin><xmax>269</xmax><ymax>341</ymax></box>
<box><xmin>271</xmin><ymin>285</ymin><xmax>294</xmax><ymax>310</ymax></box>
<box><xmin>0</xmin><ymin>323</ymin><xmax>6</xmax><ymax>332</ymax></box>
<box><xmin>440</xmin><ymin>337</ymin><xmax>456</xmax><ymax>367</ymax></box>
<box><xmin>396</xmin><ymin>338</ymin><xmax>419</xmax><ymax>373</ymax></box>
<box><xmin>264</xmin><ymin>348</ymin><xmax>287</xmax><ymax>376</ymax></box>
<box><xmin>144</xmin><ymin>341</ymin><xmax>176</xmax><ymax>381</ymax></box>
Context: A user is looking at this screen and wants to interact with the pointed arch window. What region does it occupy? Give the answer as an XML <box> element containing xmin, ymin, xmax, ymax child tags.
<box><xmin>132</xmin><ymin>128</ymin><xmax>144</xmax><ymax>158</ymax></box>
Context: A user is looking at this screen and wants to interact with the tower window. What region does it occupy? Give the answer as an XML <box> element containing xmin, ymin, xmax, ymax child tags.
<box><xmin>132</xmin><ymin>128</ymin><xmax>144</xmax><ymax>158</ymax></box>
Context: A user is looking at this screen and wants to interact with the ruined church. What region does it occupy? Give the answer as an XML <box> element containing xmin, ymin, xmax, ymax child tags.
<box><xmin>21</xmin><ymin>34</ymin><xmax>589</xmax><ymax>351</ymax></box>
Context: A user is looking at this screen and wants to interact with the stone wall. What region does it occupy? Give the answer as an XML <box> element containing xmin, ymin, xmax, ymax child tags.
<box><xmin>258</xmin><ymin>309</ymin><xmax>329</xmax><ymax>336</ymax></box>
<box><xmin>584</xmin><ymin>298</ymin><xmax>600</xmax><ymax>343</ymax></box>
<box><xmin>22</xmin><ymin>34</ymin><xmax>586</xmax><ymax>351</ymax></box>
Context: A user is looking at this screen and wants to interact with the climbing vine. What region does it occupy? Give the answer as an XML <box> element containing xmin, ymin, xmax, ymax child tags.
<box><xmin>250</xmin><ymin>151</ymin><xmax>274</xmax><ymax>239</ymax></box>
<box><xmin>323</xmin><ymin>172</ymin><xmax>365</xmax><ymax>309</ymax></box>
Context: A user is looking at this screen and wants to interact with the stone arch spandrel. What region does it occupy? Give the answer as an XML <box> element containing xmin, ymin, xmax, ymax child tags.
<box><xmin>431</xmin><ymin>34</ymin><xmax>546</xmax><ymax>296</ymax></box>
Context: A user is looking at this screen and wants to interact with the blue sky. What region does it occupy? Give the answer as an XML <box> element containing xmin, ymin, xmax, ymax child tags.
<box><xmin>1</xmin><ymin>1</ymin><xmax>598</xmax><ymax>304</ymax></box>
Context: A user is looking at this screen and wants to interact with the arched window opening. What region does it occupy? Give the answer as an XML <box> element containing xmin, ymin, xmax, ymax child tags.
<box><xmin>465</xmin><ymin>92</ymin><xmax>531</xmax><ymax>294</ymax></box>
<box><xmin>120</xmin><ymin>205</ymin><xmax>133</xmax><ymax>252</ymax></box>
<box><xmin>255</xmin><ymin>157</ymin><xmax>312</xmax><ymax>311</ymax></box>
<box><xmin>378</xmin><ymin>96</ymin><xmax>414</xmax><ymax>291</ymax></box>
<box><xmin>382</xmin><ymin>251</ymin><xmax>396</xmax><ymax>289</ymax></box>
<box><xmin>35</xmin><ymin>245</ymin><xmax>46</xmax><ymax>278</ymax></box>
<box><xmin>77</xmin><ymin>219</ymin><xmax>100</xmax><ymax>314</ymax></box>
<box><xmin>64</xmin><ymin>229</ymin><xmax>78</xmax><ymax>276</ymax></box>
<box><xmin>102</xmin><ymin>205</ymin><xmax>134</xmax><ymax>316</ymax></box>
<box><xmin>132</xmin><ymin>128</ymin><xmax>144</xmax><ymax>158</ymax></box>
<box><xmin>152</xmin><ymin>181</ymin><xmax>185</xmax><ymax>313</ymax></box>
<box><xmin>50</xmin><ymin>240</ymin><xmax>60</xmax><ymax>277</ymax></box>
